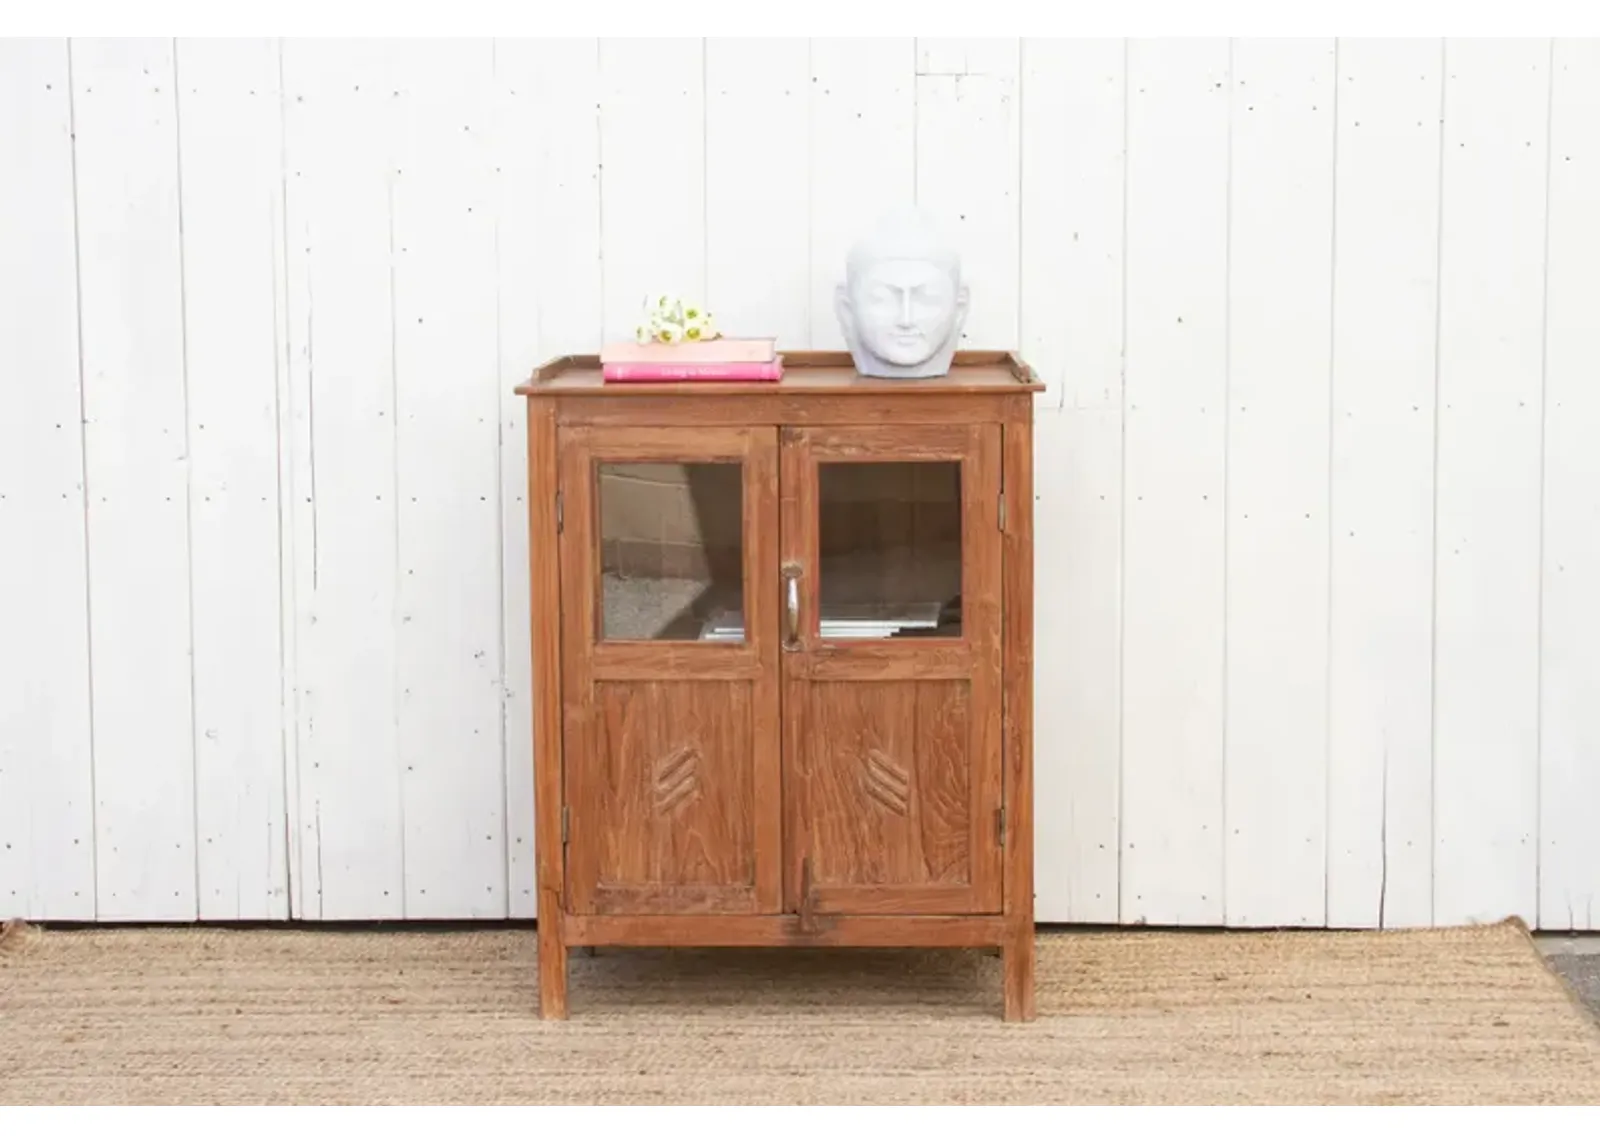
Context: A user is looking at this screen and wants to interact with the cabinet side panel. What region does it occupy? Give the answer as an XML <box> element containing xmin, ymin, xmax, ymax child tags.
<box><xmin>528</xmin><ymin>401</ymin><xmax>563</xmax><ymax>930</ymax></box>
<box><xmin>1002</xmin><ymin>415</ymin><xmax>1035</xmax><ymax>929</ymax></box>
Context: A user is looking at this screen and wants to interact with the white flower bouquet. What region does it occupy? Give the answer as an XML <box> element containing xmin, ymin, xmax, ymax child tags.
<box><xmin>635</xmin><ymin>293</ymin><xmax>720</xmax><ymax>345</ymax></box>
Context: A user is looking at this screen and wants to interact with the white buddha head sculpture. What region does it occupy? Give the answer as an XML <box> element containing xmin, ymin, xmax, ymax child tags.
<box><xmin>836</xmin><ymin>205</ymin><xmax>970</xmax><ymax>378</ymax></box>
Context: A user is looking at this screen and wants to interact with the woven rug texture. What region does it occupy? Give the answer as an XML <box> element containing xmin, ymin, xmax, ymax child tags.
<box><xmin>2</xmin><ymin>918</ymin><xmax>1598</xmax><ymax>1104</ymax></box>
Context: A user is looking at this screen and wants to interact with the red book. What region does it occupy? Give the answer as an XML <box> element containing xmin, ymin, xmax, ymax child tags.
<box><xmin>602</xmin><ymin>358</ymin><xmax>785</xmax><ymax>383</ymax></box>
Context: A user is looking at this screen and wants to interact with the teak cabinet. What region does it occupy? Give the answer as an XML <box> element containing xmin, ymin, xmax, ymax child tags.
<box><xmin>516</xmin><ymin>351</ymin><xmax>1042</xmax><ymax>1020</ymax></box>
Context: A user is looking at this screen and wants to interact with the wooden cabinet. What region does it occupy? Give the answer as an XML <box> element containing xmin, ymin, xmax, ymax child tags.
<box><xmin>517</xmin><ymin>352</ymin><xmax>1042</xmax><ymax>1020</ymax></box>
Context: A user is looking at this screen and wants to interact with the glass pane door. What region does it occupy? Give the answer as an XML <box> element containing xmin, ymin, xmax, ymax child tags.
<box><xmin>598</xmin><ymin>461</ymin><xmax>745</xmax><ymax>642</ymax></box>
<box><xmin>559</xmin><ymin>425</ymin><xmax>781</xmax><ymax>916</ymax></box>
<box><xmin>779</xmin><ymin>423</ymin><xmax>1003</xmax><ymax>917</ymax></box>
<box><xmin>816</xmin><ymin>461</ymin><xmax>963</xmax><ymax>640</ymax></box>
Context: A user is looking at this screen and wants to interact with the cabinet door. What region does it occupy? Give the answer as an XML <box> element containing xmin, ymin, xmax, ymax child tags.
<box><xmin>780</xmin><ymin>424</ymin><xmax>1003</xmax><ymax>916</ymax></box>
<box><xmin>558</xmin><ymin>425</ymin><xmax>781</xmax><ymax>915</ymax></box>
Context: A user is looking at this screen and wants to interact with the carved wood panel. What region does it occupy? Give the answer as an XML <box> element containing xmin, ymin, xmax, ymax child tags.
<box><xmin>800</xmin><ymin>680</ymin><xmax>973</xmax><ymax>890</ymax></box>
<box><xmin>566</xmin><ymin>680</ymin><xmax>759</xmax><ymax>914</ymax></box>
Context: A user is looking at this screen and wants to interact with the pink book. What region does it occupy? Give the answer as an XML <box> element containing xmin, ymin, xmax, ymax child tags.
<box><xmin>602</xmin><ymin>358</ymin><xmax>785</xmax><ymax>383</ymax></box>
<box><xmin>600</xmin><ymin>336</ymin><xmax>777</xmax><ymax>364</ymax></box>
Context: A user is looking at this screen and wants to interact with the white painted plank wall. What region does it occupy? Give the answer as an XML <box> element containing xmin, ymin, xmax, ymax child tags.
<box><xmin>598</xmin><ymin>39</ymin><xmax>706</xmax><ymax>343</ymax></box>
<box><xmin>1325</xmin><ymin>38</ymin><xmax>1442</xmax><ymax>930</ymax></box>
<box><xmin>389</xmin><ymin>39</ymin><xmax>506</xmax><ymax>919</ymax></box>
<box><xmin>71</xmin><ymin>38</ymin><xmax>197</xmax><ymax>921</ymax></box>
<box><xmin>4</xmin><ymin>37</ymin><xmax>1600</xmax><ymax>931</ymax></box>
<box><xmin>176</xmin><ymin>38</ymin><xmax>292</xmax><ymax>920</ymax></box>
<box><xmin>915</xmin><ymin>39</ymin><xmax>1021</xmax><ymax>352</ymax></box>
<box><xmin>1120</xmin><ymin>39</ymin><xmax>1230</xmax><ymax>925</ymax></box>
<box><xmin>706</xmin><ymin>39</ymin><xmax>812</xmax><ymax>350</ymax></box>
<box><xmin>1223</xmin><ymin>39</ymin><xmax>1336</xmax><ymax>927</ymax></box>
<box><xmin>492</xmin><ymin>39</ymin><xmax>606</xmax><ymax>919</ymax></box>
<box><xmin>0</xmin><ymin>38</ymin><xmax>96</xmax><ymax>920</ymax></box>
<box><xmin>1538</xmin><ymin>38</ymin><xmax>1600</xmax><ymax>933</ymax></box>
<box><xmin>281</xmin><ymin>41</ymin><xmax>405</xmax><ymax>919</ymax></box>
<box><xmin>1019</xmin><ymin>38</ymin><xmax>1125</xmax><ymax>922</ymax></box>
<box><xmin>808</xmin><ymin>39</ymin><xmax>916</xmax><ymax>351</ymax></box>
<box><xmin>1431</xmin><ymin>39</ymin><xmax>1549</xmax><ymax>926</ymax></box>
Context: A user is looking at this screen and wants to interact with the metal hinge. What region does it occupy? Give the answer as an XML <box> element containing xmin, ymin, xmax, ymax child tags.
<box><xmin>996</xmin><ymin>805</ymin><xmax>1006</xmax><ymax>847</ymax></box>
<box><xmin>561</xmin><ymin>805</ymin><xmax>570</xmax><ymax>846</ymax></box>
<box><xmin>998</xmin><ymin>490</ymin><xmax>1007</xmax><ymax>533</ymax></box>
<box><xmin>555</xmin><ymin>490</ymin><xmax>564</xmax><ymax>534</ymax></box>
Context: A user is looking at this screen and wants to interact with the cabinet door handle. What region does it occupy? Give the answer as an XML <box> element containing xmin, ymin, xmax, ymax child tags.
<box><xmin>782</xmin><ymin>563</ymin><xmax>802</xmax><ymax>651</ymax></box>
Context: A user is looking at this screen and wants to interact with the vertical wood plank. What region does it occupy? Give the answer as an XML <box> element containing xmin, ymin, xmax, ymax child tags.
<box><xmin>0</xmin><ymin>38</ymin><xmax>96</xmax><ymax>920</ymax></box>
<box><xmin>1018</xmin><ymin>38</ymin><xmax>1125</xmax><ymax>923</ymax></box>
<box><xmin>914</xmin><ymin>38</ymin><xmax>1021</xmax><ymax>351</ymax></box>
<box><xmin>72</xmin><ymin>37</ymin><xmax>198</xmax><ymax>921</ymax></box>
<box><xmin>494</xmin><ymin>39</ymin><xmax>604</xmax><ymax>919</ymax></box>
<box><xmin>1326</xmin><ymin>38</ymin><xmax>1442</xmax><ymax>930</ymax></box>
<box><xmin>1120</xmin><ymin>38</ymin><xmax>1229</xmax><ymax>925</ymax></box>
<box><xmin>390</xmin><ymin>39</ymin><xmax>504</xmax><ymax>919</ymax></box>
<box><xmin>1224</xmin><ymin>38</ymin><xmax>1336</xmax><ymax>927</ymax></box>
<box><xmin>705</xmin><ymin>39</ymin><xmax>811</xmax><ymax>349</ymax></box>
<box><xmin>743</xmin><ymin>430</ymin><xmax>784</xmax><ymax>913</ymax></box>
<box><xmin>1539</xmin><ymin>37</ymin><xmax>1600</xmax><ymax>933</ymax></box>
<box><xmin>281</xmin><ymin>40</ymin><xmax>403</xmax><ymax>920</ymax></box>
<box><xmin>1018</xmin><ymin>38</ymin><xmax>1125</xmax><ymax>414</ymax></box>
<box><xmin>1002</xmin><ymin>411</ymin><xmax>1036</xmax><ymax>1020</ymax></box>
<box><xmin>598</xmin><ymin>38</ymin><xmax>705</xmax><ymax>343</ymax></box>
<box><xmin>528</xmin><ymin>399</ymin><xmax>566</xmax><ymax>1015</ymax></box>
<box><xmin>808</xmin><ymin>38</ymin><xmax>916</xmax><ymax>350</ymax></box>
<box><xmin>175</xmin><ymin>37</ymin><xmax>291</xmax><ymax>921</ymax></box>
<box><xmin>1432</xmin><ymin>38</ymin><xmax>1549</xmax><ymax>926</ymax></box>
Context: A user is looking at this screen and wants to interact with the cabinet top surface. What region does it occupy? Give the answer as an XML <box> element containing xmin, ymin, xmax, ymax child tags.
<box><xmin>515</xmin><ymin>350</ymin><xmax>1046</xmax><ymax>398</ymax></box>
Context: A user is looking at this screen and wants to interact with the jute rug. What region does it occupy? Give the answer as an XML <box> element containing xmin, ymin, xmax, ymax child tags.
<box><xmin>2</xmin><ymin>917</ymin><xmax>1597</xmax><ymax>1104</ymax></box>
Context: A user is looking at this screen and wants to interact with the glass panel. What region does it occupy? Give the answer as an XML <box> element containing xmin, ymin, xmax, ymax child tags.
<box><xmin>599</xmin><ymin>461</ymin><xmax>744</xmax><ymax>642</ymax></box>
<box><xmin>817</xmin><ymin>461</ymin><xmax>962</xmax><ymax>639</ymax></box>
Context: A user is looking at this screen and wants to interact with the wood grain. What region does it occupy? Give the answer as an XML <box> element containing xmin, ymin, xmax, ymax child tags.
<box><xmin>745</xmin><ymin>425</ymin><xmax>783</xmax><ymax>912</ymax></box>
<box><xmin>790</xmin><ymin>643</ymin><xmax>972</xmax><ymax>680</ymax></box>
<box><xmin>527</xmin><ymin>398</ymin><xmax>567</xmax><ymax>1017</ymax></box>
<box><xmin>557</xmin><ymin>393</ymin><xmax>1028</xmax><ymax>429</ymax></box>
<box><xmin>1002</xmin><ymin>412</ymin><xmax>1036</xmax><ymax>1020</ymax></box>
<box><xmin>520</xmin><ymin>351</ymin><xmax>1046</xmax><ymax>394</ymax></box>
<box><xmin>590</xmin><ymin>643</ymin><xmax>761</xmax><ymax>680</ymax></box>
<box><xmin>800</xmin><ymin>682</ymin><xmax>971</xmax><ymax>893</ymax></box>
<box><xmin>563</xmin><ymin>912</ymin><xmax>1008</xmax><ymax>949</ymax></box>
<box><xmin>566</xmin><ymin>680</ymin><xmax>759</xmax><ymax>913</ymax></box>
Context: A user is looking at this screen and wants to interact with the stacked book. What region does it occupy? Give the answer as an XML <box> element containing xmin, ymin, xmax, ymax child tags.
<box><xmin>599</xmin><ymin>336</ymin><xmax>783</xmax><ymax>384</ymax></box>
<box><xmin>698</xmin><ymin>602</ymin><xmax>946</xmax><ymax>643</ymax></box>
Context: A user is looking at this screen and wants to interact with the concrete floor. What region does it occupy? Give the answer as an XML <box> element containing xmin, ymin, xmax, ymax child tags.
<box><xmin>1537</xmin><ymin>936</ymin><xmax>1600</xmax><ymax>1023</ymax></box>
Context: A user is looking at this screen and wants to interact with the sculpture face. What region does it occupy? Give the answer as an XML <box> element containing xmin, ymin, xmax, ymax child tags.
<box><xmin>848</xmin><ymin>258</ymin><xmax>962</xmax><ymax>367</ymax></box>
<box><xmin>836</xmin><ymin>207</ymin><xmax>969</xmax><ymax>378</ymax></box>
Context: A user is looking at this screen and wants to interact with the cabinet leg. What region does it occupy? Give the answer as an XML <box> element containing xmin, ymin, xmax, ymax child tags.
<box><xmin>1002</xmin><ymin>929</ymin><xmax>1035</xmax><ymax>1023</ymax></box>
<box><xmin>538</xmin><ymin>919</ymin><xmax>569</xmax><ymax>1020</ymax></box>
